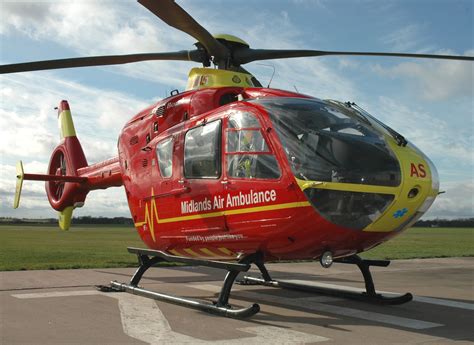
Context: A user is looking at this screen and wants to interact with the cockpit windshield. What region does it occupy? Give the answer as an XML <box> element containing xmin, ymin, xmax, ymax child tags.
<box><xmin>252</xmin><ymin>98</ymin><xmax>401</xmax><ymax>187</ymax></box>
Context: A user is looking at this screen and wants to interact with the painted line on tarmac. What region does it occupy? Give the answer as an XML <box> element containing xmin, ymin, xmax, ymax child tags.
<box><xmin>12</xmin><ymin>290</ymin><xmax>103</xmax><ymax>299</ymax></box>
<box><xmin>191</xmin><ymin>283</ymin><xmax>443</xmax><ymax>330</ymax></box>
<box><xmin>412</xmin><ymin>296</ymin><xmax>474</xmax><ymax>311</ymax></box>
<box><xmin>193</xmin><ymin>283</ymin><xmax>340</xmax><ymax>303</ymax></box>
<box><xmin>286</xmin><ymin>280</ymin><xmax>474</xmax><ymax>311</ymax></box>
<box><xmin>110</xmin><ymin>293</ymin><xmax>329</xmax><ymax>344</ymax></box>
<box><xmin>10</xmin><ymin>289</ymin><xmax>329</xmax><ymax>344</ymax></box>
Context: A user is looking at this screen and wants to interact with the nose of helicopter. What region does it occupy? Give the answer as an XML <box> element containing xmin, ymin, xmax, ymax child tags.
<box><xmin>297</xmin><ymin>139</ymin><xmax>439</xmax><ymax>233</ymax></box>
<box><xmin>361</xmin><ymin>140</ymin><xmax>439</xmax><ymax>232</ymax></box>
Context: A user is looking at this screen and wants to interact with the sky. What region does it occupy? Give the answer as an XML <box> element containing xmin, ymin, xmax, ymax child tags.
<box><xmin>0</xmin><ymin>0</ymin><xmax>473</xmax><ymax>220</ymax></box>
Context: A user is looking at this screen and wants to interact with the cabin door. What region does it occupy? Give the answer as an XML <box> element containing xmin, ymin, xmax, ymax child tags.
<box><xmin>177</xmin><ymin>119</ymin><xmax>227</xmax><ymax>238</ymax></box>
<box><xmin>222</xmin><ymin>109</ymin><xmax>298</xmax><ymax>235</ymax></box>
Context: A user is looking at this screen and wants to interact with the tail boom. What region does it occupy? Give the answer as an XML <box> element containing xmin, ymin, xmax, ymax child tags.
<box><xmin>77</xmin><ymin>157</ymin><xmax>122</xmax><ymax>190</ymax></box>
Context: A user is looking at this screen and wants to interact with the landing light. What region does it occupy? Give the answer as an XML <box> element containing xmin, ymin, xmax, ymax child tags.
<box><xmin>320</xmin><ymin>251</ymin><xmax>333</xmax><ymax>268</ymax></box>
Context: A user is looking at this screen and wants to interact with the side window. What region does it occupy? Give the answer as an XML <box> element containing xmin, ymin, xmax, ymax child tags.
<box><xmin>226</xmin><ymin>112</ymin><xmax>280</xmax><ymax>179</ymax></box>
<box><xmin>156</xmin><ymin>137</ymin><xmax>173</xmax><ymax>178</ymax></box>
<box><xmin>184</xmin><ymin>120</ymin><xmax>221</xmax><ymax>178</ymax></box>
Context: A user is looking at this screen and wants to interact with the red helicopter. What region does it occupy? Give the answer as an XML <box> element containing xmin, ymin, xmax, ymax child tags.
<box><xmin>4</xmin><ymin>0</ymin><xmax>473</xmax><ymax>318</ymax></box>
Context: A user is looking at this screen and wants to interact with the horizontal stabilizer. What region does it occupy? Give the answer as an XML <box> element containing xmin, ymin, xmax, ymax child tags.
<box><xmin>21</xmin><ymin>173</ymin><xmax>87</xmax><ymax>183</ymax></box>
<box><xmin>13</xmin><ymin>160</ymin><xmax>87</xmax><ymax>209</ymax></box>
<box><xmin>14</xmin><ymin>161</ymin><xmax>25</xmax><ymax>209</ymax></box>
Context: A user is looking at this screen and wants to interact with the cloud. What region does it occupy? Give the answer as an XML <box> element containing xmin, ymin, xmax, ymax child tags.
<box><xmin>1</xmin><ymin>1</ymin><xmax>471</xmax><ymax>222</ymax></box>
<box><xmin>365</xmin><ymin>96</ymin><xmax>473</xmax><ymax>165</ymax></box>
<box><xmin>371</xmin><ymin>50</ymin><xmax>474</xmax><ymax>101</ymax></box>
<box><xmin>0</xmin><ymin>70</ymin><xmax>149</xmax><ymax>219</ymax></box>
<box><xmin>0</xmin><ymin>1</ymin><xmax>196</xmax><ymax>86</ymax></box>
<box><xmin>0</xmin><ymin>162</ymin><xmax>50</xmax><ymax>215</ymax></box>
<box><xmin>379</xmin><ymin>24</ymin><xmax>431</xmax><ymax>52</ymax></box>
<box><xmin>425</xmin><ymin>181</ymin><xmax>474</xmax><ymax>219</ymax></box>
<box><xmin>0</xmin><ymin>1</ymin><xmax>54</xmax><ymax>36</ymax></box>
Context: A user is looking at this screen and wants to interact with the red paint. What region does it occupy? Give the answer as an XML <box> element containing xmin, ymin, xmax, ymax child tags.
<box><xmin>410</xmin><ymin>163</ymin><xmax>419</xmax><ymax>177</ymax></box>
<box><xmin>26</xmin><ymin>90</ymin><xmax>423</xmax><ymax>262</ymax></box>
<box><xmin>57</xmin><ymin>99</ymin><xmax>70</xmax><ymax>112</ymax></box>
<box><xmin>410</xmin><ymin>163</ymin><xmax>426</xmax><ymax>178</ymax></box>
<box><xmin>418</xmin><ymin>163</ymin><xmax>426</xmax><ymax>178</ymax></box>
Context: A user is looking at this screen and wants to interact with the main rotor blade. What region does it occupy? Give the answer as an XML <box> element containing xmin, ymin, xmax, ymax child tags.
<box><xmin>234</xmin><ymin>49</ymin><xmax>474</xmax><ymax>65</ymax></box>
<box><xmin>138</xmin><ymin>0</ymin><xmax>229</xmax><ymax>62</ymax></box>
<box><xmin>0</xmin><ymin>50</ymin><xmax>204</xmax><ymax>74</ymax></box>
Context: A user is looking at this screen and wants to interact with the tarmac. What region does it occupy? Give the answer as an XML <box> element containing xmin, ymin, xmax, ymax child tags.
<box><xmin>1</xmin><ymin>257</ymin><xmax>473</xmax><ymax>344</ymax></box>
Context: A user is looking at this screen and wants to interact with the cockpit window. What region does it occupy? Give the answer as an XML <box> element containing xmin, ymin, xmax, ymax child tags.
<box><xmin>184</xmin><ymin>120</ymin><xmax>221</xmax><ymax>179</ymax></box>
<box><xmin>225</xmin><ymin>111</ymin><xmax>280</xmax><ymax>179</ymax></box>
<box><xmin>252</xmin><ymin>98</ymin><xmax>401</xmax><ymax>187</ymax></box>
<box><xmin>227</xmin><ymin>111</ymin><xmax>261</xmax><ymax>129</ymax></box>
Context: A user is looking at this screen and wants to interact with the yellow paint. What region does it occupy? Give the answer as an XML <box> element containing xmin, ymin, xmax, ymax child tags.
<box><xmin>13</xmin><ymin>161</ymin><xmax>24</xmax><ymax>209</ymax></box>
<box><xmin>158</xmin><ymin>210</ymin><xmax>225</xmax><ymax>224</ymax></box>
<box><xmin>199</xmin><ymin>248</ymin><xmax>219</xmax><ymax>257</ymax></box>
<box><xmin>217</xmin><ymin>247</ymin><xmax>234</xmax><ymax>256</ymax></box>
<box><xmin>58</xmin><ymin>206</ymin><xmax>73</xmax><ymax>231</ymax></box>
<box><xmin>58</xmin><ymin>110</ymin><xmax>77</xmax><ymax>139</ymax></box>
<box><xmin>169</xmin><ymin>249</ymin><xmax>181</xmax><ymax>256</ymax></box>
<box><xmin>295</xmin><ymin>132</ymin><xmax>436</xmax><ymax>233</ymax></box>
<box><xmin>296</xmin><ymin>179</ymin><xmax>397</xmax><ymax>195</ymax></box>
<box><xmin>225</xmin><ymin>201</ymin><xmax>310</xmax><ymax>216</ymax></box>
<box><xmin>363</xmin><ymin>137</ymin><xmax>435</xmax><ymax>232</ymax></box>
<box><xmin>170</xmin><ymin>247</ymin><xmax>234</xmax><ymax>258</ymax></box>
<box><xmin>185</xmin><ymin>68</ymin><xmax>255</xmax><ymax>90</ymax></box>
<box><xmin>183</xmin><ymin>248</ymin><xmax>200</xmax><ymax>257</ymax></box>
<box><xmin>135</xmin><ymin>199</ymin><xmax>311</xmax><ymax>230</ymax></box>
<box><xmin>136</xmin><ymin>188</ymin><xmax>159</xmax><ymax>242</ymax></box>
<box><xmin>213</xmin><ymin>34</ymin><xmax>249</xmax><ymax>46</ymax></box>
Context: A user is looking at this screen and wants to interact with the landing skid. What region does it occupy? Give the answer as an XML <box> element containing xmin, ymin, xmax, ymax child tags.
<box><xmin>99</xmin><ymin>248</ymin><xmax>412</xmax><ymax>319</ymax></box>
<box><xmin>240</xmin><ymin>255</ymin><xmax>413</xmax><ymax>305</ymax></box>
<box><xmin>98</xmin><ymin>247</ymin><xmax>260</xmax><ymax>318</ymax></box>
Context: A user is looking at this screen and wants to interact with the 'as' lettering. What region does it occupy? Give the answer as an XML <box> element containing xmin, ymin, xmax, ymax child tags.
<box><xmin>410</xmin><ymin>163</ymin><xmax>426</xmax><ymax>178</ymax></box>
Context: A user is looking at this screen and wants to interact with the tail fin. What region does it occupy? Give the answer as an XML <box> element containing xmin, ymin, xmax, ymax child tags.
<box><xmin>14</xmin><ymin>100</ymin><xmax>123</xmax><ymax>230</ymax></box>
<box><xmin>14</xmin><ymin>100</ymin><xmax>88</xmax><ymax>230</ymax></box>
<box><xmin>51</xmin><ymin>100</ymin><xmax>88</xmax><ymax>229</ymax></box>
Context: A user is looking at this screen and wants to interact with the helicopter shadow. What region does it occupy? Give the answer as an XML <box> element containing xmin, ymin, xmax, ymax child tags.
<box><xmin>190</xmin><ymin>284</ymin><xmax>474</xmax><ymax>343</ymax></box>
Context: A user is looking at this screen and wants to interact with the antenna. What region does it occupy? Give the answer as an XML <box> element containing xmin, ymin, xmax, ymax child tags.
<box><xmin>293</xmin><ymin>85</ymin><xmax>299</xmax><ymax>93</ymax></box>
<box><xmin>256</xmin><ymin>63</ymin><xmax>276</xmax><ymax>88</ymax></box>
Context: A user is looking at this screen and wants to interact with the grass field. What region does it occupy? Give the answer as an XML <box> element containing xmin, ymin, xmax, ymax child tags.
<box><xmin>0</xmin><ymin>224</ymin><xmax>473</xmax><ymax>271</ymax></box>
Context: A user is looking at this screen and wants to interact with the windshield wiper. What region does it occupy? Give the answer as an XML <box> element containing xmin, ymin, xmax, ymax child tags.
<box><xmin>345</xmin><ymin>102</ymin><xmax>407</xmax><ymax>147</ymax></box>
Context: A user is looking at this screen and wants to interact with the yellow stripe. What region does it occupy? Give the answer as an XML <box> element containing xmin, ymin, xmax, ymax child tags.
<box><xmin>158</xmin><ymin>210</ymin><xmax>225</xmax><ymax>224</ymax></box>
<box><xmin>217</xmin><ymin>247</ymin><xmax>234</xmax><ymax>256</ymax></box>
<box><xmin>296</xmin><ymin>178</ymin><xmax>397</xmax><ymax>195</ymax></box>
<box><xmin>169</xmin><ymin>249</ymin><xmax>181</xmax><ymax>256</ymax></box>
<box><xmin>135</xmin><ymin>201</ymin><xmax>311</xmax><ymax>228</ymax></box>
<box><xmin>225</xmin><ymin>201</ymin><xmax>310</xmax><ymax>216</ymax></box>
<box><xmin>199</xmin><ymin>248</ymin><xmax>219</xmax><ymax>257</ymax></box>
<box><xmin>183</xmin><ymin>248</ymin><xmax>200</xmax><ymax>257</ymax></box>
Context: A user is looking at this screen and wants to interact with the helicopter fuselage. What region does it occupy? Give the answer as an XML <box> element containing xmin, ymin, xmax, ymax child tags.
<box><xmin>117</xmin><ymin>84</ymin><xmax>439</xmax><ymax>261</ymax></box>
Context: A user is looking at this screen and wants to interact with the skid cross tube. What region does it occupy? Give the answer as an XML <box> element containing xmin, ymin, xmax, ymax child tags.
<box><xmin>105</xmin><ymin>247</ymin><xmax>260</xmax><ymax>318</ymax></box>
<box><xmin>241</xmin><ymin>254</ymin><xmax>412</xmax><ymax>305</ymax></box>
